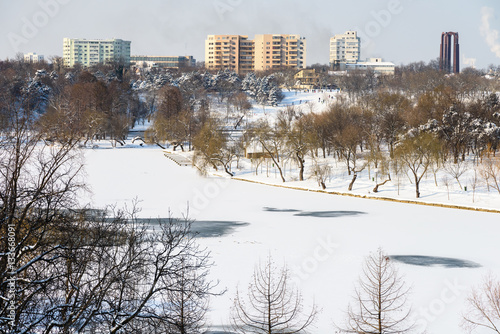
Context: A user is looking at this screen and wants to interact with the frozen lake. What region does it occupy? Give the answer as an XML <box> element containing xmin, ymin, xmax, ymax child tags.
<box><xmin>84</xmin><ymin>145</ymin><xmax>500</xmax><ymax>334</ymax></box>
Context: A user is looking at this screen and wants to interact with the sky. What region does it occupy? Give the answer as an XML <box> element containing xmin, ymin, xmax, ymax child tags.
<box><xmin>0</xmin><ymin>0</ymin><xmax>499</xmax><ymax>70</ymax></box>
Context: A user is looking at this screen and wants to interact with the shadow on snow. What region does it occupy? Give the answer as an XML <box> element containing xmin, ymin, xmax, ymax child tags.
<box><xmin>137</xmin><ymin>219</ymin><xmax>250</xmax><ymax>238</ymax></box>
<box><xmin>263</xmin><ymin>207</ymin><xmax>367</xmax><ymax>218</ymax></box>
<box><xmin>390</xmin><ymin>255</ymin><xmax>481</xmax><ymax>268</ymax></box>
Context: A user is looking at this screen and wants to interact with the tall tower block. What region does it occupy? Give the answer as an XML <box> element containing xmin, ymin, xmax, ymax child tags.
<box><xmin>439</xmin><ymin>32</ymin><xmax>459</xmax><ymax>74</ymax></box>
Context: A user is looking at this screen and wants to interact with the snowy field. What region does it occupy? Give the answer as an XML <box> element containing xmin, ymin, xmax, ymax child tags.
<box><xmin>83</xmin><ymin>148</ymin><xmax>500</xmax><ymax>334</ymax></box>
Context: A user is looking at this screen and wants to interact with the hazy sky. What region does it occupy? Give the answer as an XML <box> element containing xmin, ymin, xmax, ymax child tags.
<box><xmin>1</xmin><ymin>0</ymin><xmax>499</xmax><ymax>69</ymax></box>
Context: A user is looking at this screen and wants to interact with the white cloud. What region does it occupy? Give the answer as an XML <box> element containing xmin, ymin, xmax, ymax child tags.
<box><xmin>480</xmin><ymin>7</ymin><xmax>500</xmax><ymax>59</ymax></box>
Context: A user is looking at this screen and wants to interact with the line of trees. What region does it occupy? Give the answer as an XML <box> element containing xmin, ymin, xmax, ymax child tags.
<box><xmin>0</xmin><ymin>59</ymin><xmax>148</xmax><ymax>147</ymax></box>
<box><xmin>194</xmin><ymin>78</ymin><xmax>500</xmax><ymax>198</ymax></box>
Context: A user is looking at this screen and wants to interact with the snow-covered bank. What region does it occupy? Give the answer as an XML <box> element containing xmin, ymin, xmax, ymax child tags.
<box><xmin>231</xmin><ymin>175</ymin><xmax>500</xmax><ymax>214</ymax></box>
<box><xmin>171</xmin><ymin>89</ymin><xmax>500</xmax><ymax>213</ymax></box>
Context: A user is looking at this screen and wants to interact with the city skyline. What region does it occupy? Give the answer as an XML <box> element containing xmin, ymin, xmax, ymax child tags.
<box><xmin>0</xmin><ymin>0</ymin><xmax>499</xmax><ymax>69</ymax></box>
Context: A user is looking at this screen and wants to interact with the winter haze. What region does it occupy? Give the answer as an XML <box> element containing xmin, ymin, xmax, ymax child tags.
<box><xmin>0</xmin><ymin>0</ymin><xmax>499</xmax><ymax>68</ymax></box>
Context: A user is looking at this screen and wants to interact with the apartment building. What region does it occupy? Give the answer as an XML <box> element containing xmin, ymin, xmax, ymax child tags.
<box><xmin>24</xmin><ymin>52</ymin><xmax>44</xmax><ymax>63</ymax></box>
<box><xmin>205</xmin><ymin>35</ymin><xmax>254</xmax><ymax>74</ymax></box>
<box><xmin>131</xmin><ymin>55</ymin><xmax>195</xmax><ymax>69</ymax></box>
<box><xmin>63</xmin><ymin>38</ymin><xmax>131</xmax><ymax>67</ymax></box>
<box><xmin>253</xmin><ymin>34</ymin><xmax>306</xmax><ymax>71</ymax></box>
<box><xmin>329</xmin><ymin>31</ymin><xmax>360</xmax><ymax>68</ymax></box>
<box><xmin>205</xmin><ymin>34</ymin><xmax>306</xmax><ymax>74</ymax></box>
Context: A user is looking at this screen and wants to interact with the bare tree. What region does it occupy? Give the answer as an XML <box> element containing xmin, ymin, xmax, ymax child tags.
<box><xmin>230</xmin><ymin>92</ymin><xmax>252</xmax><ymax>129</ymax></box>
<box><xmin>371</xmin><ymin>153</ymin><xmax>392</xmax><ymax>193</ymax></box>
<box><xmin>469</xmin><ymin>168</ymin><xmax>481</xmax><ymax>203</ymax></box>
<box><xmin>444</xmin><ymin>159</ymin><xmax>469</xmax><ymax>190</ymax></box>
<box><xmin>338</xmin><ymin>122</ymin><xmax>367</xmax><ymax>191</ymax></box>
<box><xmin>481</xmin><ymin>157</ymin><xmax>500</xmax><ymax>194</ymax></box>
<box><xmin>230</xmin><ymin>255</ymin><xmax>318</xmax><ymax>334</ymax></box>
<box><xmin>326</xmin><ymin>103</ymin><xmax>367</xmax><ymax>190</ymax></box>
<box><xmin>282</xmin><ymin>108</ymin><xmax>315</xmax><ymax>181</ymax></box>
<box><xmin>394</xmin><ymin>132</ymin><xmax>441</xmax><ymax>198</ymax></box>
<box><xmin>193</xmin><ymin>119</ymin><xmax>236</xmax><ymax>177</ymax></box>
<box><xmin>311</xmin><ymin>159</ymin><xmax>331</xmax><ymax>190</ymax></box>
<box><xmin>96</xmin><ymin>214</ymin><xmax>216</xmax><ymax>334</ymax></box>
<box><xmin>148</xmin><ymin>85</ymin><xmax>193</xmax><ymax>151</ymax></box>
<box><xmin>157</xmin><ymin>254</ymin><xmax>215</xmax><ymax>334</ymax></box>
<box><xmin>0</xmin><ymin>77</ymin><xmax>86</xmax><ymax>333</ymax></box>
<box><xmin>337</xmin><ymin>248</ymin><xmax>413</xmax><ymax>334</ymax></box>
<box><xmin>441</xmin><ymin>175</ymin><xmax>451</xmax><ymax>200</ymax></box>
<box><xmin>252</xmin><ymin>121</ymin><xmax>288</xmax><ymax>183</ymax></box>
<box><xmin>462</xmin><ymin>275</ymin><xmax>500</xmax><ymax>333</ymax></box>
<box><xmin>310</xmin><ymin>112</ymin><xmax>332</xmax><ymax>159</ymax></box>
<box><xmin>370</xmin><ymin>92</ymin><xmax>409</xmax><ymax>159</ymax></box>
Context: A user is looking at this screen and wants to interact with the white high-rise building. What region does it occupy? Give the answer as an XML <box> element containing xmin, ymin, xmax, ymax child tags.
<box><xmin>63</xmin><ymin>38</ymin><xmax>131</xmax><ymax>68</ymax></box>
<box><xmin>24</xmin><ymin>52</ymin><xmax>44</xmax><ymax>63</ymax></box>
<box><xmin>329</xmin><ymin>31</ymin><xmax>360</xmax><ymax>68</ymax></box>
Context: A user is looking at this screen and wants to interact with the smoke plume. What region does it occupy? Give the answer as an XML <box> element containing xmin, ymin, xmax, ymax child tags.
<box><xmin>480</xmin><ymin>7</ymin><xmax>500</xmax><ymax>59</ymax></box>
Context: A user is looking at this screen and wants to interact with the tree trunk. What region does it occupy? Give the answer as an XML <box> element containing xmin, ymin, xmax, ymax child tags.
<box><xmin>414</xmin><ymin>174</ymin><xmax>420</xmax><ymax>198</ymax></box>
<box><xmin>267</xmin><ymin>154</ymin><xmax>285</xmax><ymax>183</ymax></box>
<box><xmin>296</xmin><ymin>152</ymin><xmax>304</xmax><ymax>181</ymax></box>
<box><xmin>276</xmin><ymin>163</ymin><xmax>286</xmax><ymax>183</ymax></box>
<box><xmin>348</xmin><ymin>173</ymin><xmax>357</xmax><ymax>191</ymax></box>
<box><xmin>373</xmin><ymin>177</ymin><xmax>391</xmax><ymax>193</ymax></box>
<box><xmin>346</xmin><ymin>152</ymin><xmax>351</xmax><ymax>175</ymax></box>
<box><xmin>261</xmin><ymin>142</ymin><xmax>286</xmax><ymax>183</ymax></box>
<box><xmin>155</xmin><ymin>142</ymin><xmax>166</xmax><ymax>149</ymax></box>
<box><xmin>223</xmin><ymin>163</ymin><xmax>234</xmax><ymax>177</ymax></box>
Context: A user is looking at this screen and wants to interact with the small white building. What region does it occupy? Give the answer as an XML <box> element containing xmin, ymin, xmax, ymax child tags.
<box><xmin>346</xmin><ymin>58</ymin><xmax>395</xmax><ymax>75</ymax></box>
<box><xmin>24</xmin><ymin>53</ymin><xmax>44</xmax><ymax>63</ymax></box>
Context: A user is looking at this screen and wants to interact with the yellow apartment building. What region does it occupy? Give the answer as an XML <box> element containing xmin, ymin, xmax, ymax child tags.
<box><xmin>205</xmin><ymin>34</ymin><xmax>306</xmax><ymax>74</ymax></box>
<box><xmin>205</xmin><ymin>35</ymin><xmax>254</xmax><ymax>74</ymax></box>
<box><xmin>253</xmin><ymin>34</ymin><xmax>306</xmax><ymax>71</ymax></box>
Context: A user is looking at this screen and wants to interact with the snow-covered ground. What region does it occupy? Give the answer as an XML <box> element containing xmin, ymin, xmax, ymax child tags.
<box><xmin>223</xmin><ymin>90</ymin><xmax>336</xmax><ymax>130</ymax></box>
<box><xmin>249</xmin><ymin>89</ymin><xmax>338</xmax><ymax>119</ymax></box>
<box><xmin>81</xmin><ymin>91</ymin><xmax>500</xmax><ymax>333</ymax></box>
